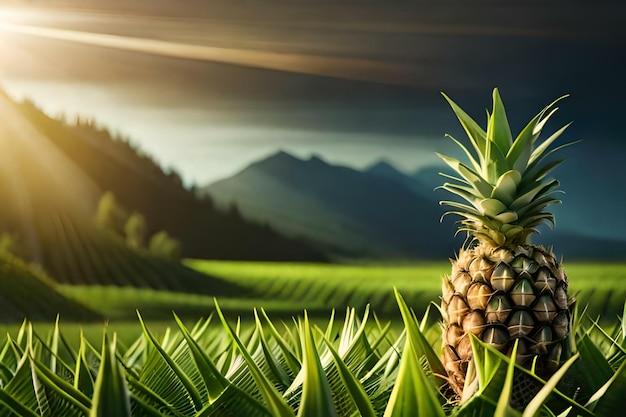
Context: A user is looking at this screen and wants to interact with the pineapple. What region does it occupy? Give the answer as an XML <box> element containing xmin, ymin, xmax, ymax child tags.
<box><xmin>438</xmin><ymin>88</ymin><xmax>575</xmax><ymax>404</ymax></box>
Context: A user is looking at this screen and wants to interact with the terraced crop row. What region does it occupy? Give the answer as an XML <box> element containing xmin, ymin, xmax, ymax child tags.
<box><xmin>0</xmin><ymin>252</ymin><xmax>100</xmax><ymax>322</ymax></box>
<box><xmin>187</xmin><ymin>260</ymin><xmax>626</xmax><ymax>320</ymax></box>
<box><xmin>33</xmin><ymin>213</ymin><xmax>242</xmax><ymax>297</ymax></box>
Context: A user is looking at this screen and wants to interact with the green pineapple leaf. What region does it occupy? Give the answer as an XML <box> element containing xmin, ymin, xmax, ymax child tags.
<box><xmin>523</xmin><ymin>353</ymin><xmax>581</xmax><ymax>417</ymax></box>
<box><xmin>382</xmin><ymin>326</ymin><xmax>445</xmax><ymax>417</ymax></box>
<box><xmin>494</xmin><ymin>340</ymin><xmax>521</xmax><ymax>417</ymax></box>
<box><xmin>394</xmin><ymin>289</ymin><xmax>446</xmax><ymax>381</ymax></box>
<box><xmin>585</xmin><ymin>354</ymin><xmax>626</xmax><ymax>414</ymax></box>
<box><xmin>90</xmin><ymin>331</ymin><xmax>131</xmax><ymax>417</ymax></box>
<box><xmin>73</xmin><ymin>334</ymin><xmax>95</xmax><ymax>399</ymax></box>
<box><xmin>491</xmin><ymin>170</ymin><xmax>522</xmax><ymax>206</ymax></box>
<box><xmin>529</xmin><ymin>123</ymin><xmax>573</xmax><ymax>166</ymax></box>
<box><xmin>296</xmin><ymin>313</ymin><xmax>338</xmax><ymax>417</ymax></box>
<box><xmin>442</xmin><ymin>92</ymin><xmax>487</xmax><ymax>163</ymax></box>
<box><xmin>173</xmin><ymin>313</ymin><xmax>229</xmax><ymax>402</ymax></box>
<box><xmin>322</xmin><ymin>335</ymin><xmax>377</xmax><ymax>417</ymax></box>
<box><xmin>445</xmin><ymin>133</ymin><xmax>483</xmax><ymax>173</ymax></box>
<box><xmin>439</xmin><ymin>88</ymin><xmax>575</xmax><ymax>245</ymax></box>
<box><xmin>137</xmin><ymin>313</ymin><xmax>203</xmax><ymax>415</ymax></box>
<box><xmin>488</xmin><ymin>88</ymin><xmax>513</xmax><ymax>155</ymax></box>
<box><xmin>215</xmin><ymin>302</ymin><xmax>295</xmax><ymax>417</ymax></box>
<box><xmin>0</xmin><ymin>349</ymin><xmax>45</xmax><ymax>417</ymax></box>
<box><xmin>576</xmin><ymin>333</ymin><xmax>616</xmax><ymax>395</ymax></box>
<box><xmin>259</xmin><ymin>309</ymin><xmax>302</xmax><ymax>375</ymax></box>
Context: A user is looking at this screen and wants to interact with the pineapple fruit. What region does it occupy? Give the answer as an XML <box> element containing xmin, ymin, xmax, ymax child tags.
<box><xmin>438</xmin><ymin>88</ymin><xmax>575</xmax><ymax>403</ymax></box>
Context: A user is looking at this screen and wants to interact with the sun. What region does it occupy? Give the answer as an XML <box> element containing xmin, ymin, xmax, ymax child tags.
<box><xmin>0</xmin><ymin>5</ymin><xmax>40</xmax><ymax>64</ymax></box>
<box><xmin>0</xmin><ymin>5</ymin><xmax>73</xmax><ymax>81</ymax></box>
<box><xmin>0</xmin><ymin>4</ymin><xmax>42</xmax><ymax>27</ymax></box>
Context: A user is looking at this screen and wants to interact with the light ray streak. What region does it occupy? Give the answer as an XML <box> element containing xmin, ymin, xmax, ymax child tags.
<box><xmin>0</xmin><ymin>93</ymin><xmax>102</xmax><ymax>214</ymax></box>
<box><xmin>0</xmin><ymin>22</ymin><xmax>419</xmax><ymax>86</ymax></box>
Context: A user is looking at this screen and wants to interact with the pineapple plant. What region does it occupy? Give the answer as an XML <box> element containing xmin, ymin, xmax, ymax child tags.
<box><xmin>438</xmin><ymin>88</ymin><xmax>576</xmax><ymax>404</ymax></box>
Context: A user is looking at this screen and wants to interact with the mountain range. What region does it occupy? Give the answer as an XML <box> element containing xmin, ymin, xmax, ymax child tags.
<box><xmin>205</xmin><ymin>151</ymin><xmax>458</xmax><ymax>259</ymax></box>
<box><xmin>203</xmin><ymin>151</ymin><xmax>626</xmax><ymax>261</ymax></box>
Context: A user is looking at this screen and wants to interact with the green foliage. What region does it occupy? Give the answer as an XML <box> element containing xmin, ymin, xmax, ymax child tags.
<box><xmin>94</xmin><ymin>192</ymin><xmax>127</xmax><ymax>233</ymax></box>
<box><xmin>0</xmin><ymin>299</ymin><xmax>624</xmax><ymax>416</ymax></box>
<box><xmin>124</xmin><ymin>213</ymin><xmax>148</xmax><ymax>250</ymax></box>
<box><xmin>384</xmin><ymin>292</ymin><xmax>445</xmax><ymax>417</ymax></box>
<box><xmin>94</xmin><ymin>191</ymin><xmax>182</xmax><ymax>261</ymax></box>
<box><xmin>149</xmin><ymin>231</ymin><xmax>181</xmax><ymax>261</ymax></box>
<box><xmin>439</xmin><ymin>89</ymin><xmax>577</xmax><ymax>246</ymax></box>
<box><xmin>90</xmin><ymin>331</ymin><xmax>132</xmax><ymax>417</ymax></box>
<box><xmin>0</xmin><ymin>234</ymin><xmax>14</xmax><ymax>254</ymax></box>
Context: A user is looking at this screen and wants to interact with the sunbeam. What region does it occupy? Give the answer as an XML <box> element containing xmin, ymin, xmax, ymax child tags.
<box><xmin>0</xmin><ymin>13</ymin><xmax>417</xmax><ymax>86</ymax></box>
<box><xmin>0</xmin><ymin>92</ymin><xmax>102</xmax><ymax>260</ymax></box>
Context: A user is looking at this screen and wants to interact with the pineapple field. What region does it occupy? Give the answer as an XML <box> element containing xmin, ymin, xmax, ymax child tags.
<box><xmin>0</xmin><ymin>292</ymin><xmax>624</xmax><ymax>416</ymax></box>
<box><xmin>1</xmin><ymin>259</ymin><xmax>624</xmax><ymax>415</ymax></box>
<box><xmin>2</xmin><ymin>87</ymin><xmax>625</xmax><ymax>415</ymax></box>
<box><xmin>49</xmin><ymin>260</ymin><xmax>626</xmax><ymax>323</ymax></box>
<box><xmin>0</xmin><ymin>0</ymin><xmax>623</xmax><ymax>410</ymax></box>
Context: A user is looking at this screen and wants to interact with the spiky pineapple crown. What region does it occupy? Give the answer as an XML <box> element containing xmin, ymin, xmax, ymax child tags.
<box><xmin>438</xmin><ymin>88</ymin><xmax>576</xmax><ymax>248</ymax></box>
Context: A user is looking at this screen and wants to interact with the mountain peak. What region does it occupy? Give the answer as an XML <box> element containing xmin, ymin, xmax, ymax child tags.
<box><xmin>366</xmin><ymin>159</ymin><xmax>401</xmax><ymax>175</ymax></box>
<box><xmin>268</xmin><ymin>150</ymin><xmax>300</xmax><ymax>162</ymax></box>
<box><xmin>251</xmin><ymin>151</ymin><xmax>334</xmax><ymax>174</ymax></box>
<box><xmin>308</xmin><ymin>154</ymin><xmax>328</xmax><ymax>166</ymax></box>
<box><xmin>250</xmin><ymin>150</ymin><xmax>301</xmax><ymax>169</ymax></box>
<box><xmin>365</xmin><ymin>159</ymin><xmax>412</xmax><ymax>181</ymax></box>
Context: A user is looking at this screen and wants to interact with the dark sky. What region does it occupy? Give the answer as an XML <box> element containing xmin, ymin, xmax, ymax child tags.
<box><xmin>0</xmin><ymin>0</ymin><xmax>624</xmax><ymax>186</ymax></box>
<box><xmin>3</xmin><ymin>0</ymin><xmax>623</xmax><ymax>130</ymax></box>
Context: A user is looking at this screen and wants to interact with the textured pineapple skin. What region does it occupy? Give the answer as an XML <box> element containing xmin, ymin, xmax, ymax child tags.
<box><xmin>441</xmin><ymin>243</ymin><xmax>570</xmax><ymax>401</ymax></box>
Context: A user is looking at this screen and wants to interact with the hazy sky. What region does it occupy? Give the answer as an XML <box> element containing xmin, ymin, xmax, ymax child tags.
<box><xmin>0</xmin><ymin>0</ymin><xmax>624</xmax><ymax>185</ymax></box>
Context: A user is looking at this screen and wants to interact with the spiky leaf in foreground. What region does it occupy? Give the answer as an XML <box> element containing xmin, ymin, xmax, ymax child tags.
<box><xmin>90</xmin><ymin>331</ymin><xmax>131</xmax><ymax>417</ymax></box>
<box><xmin>439</xmin><ymin>88</ymin><xmax>576</xmax><ymax>406</ymax></box>
<box><xmin>384</xmin><ymin>292</ymin><xmax>445</xmax><ymax>417</ymax></box>
<box><xmin>1</xmin><ymin>300</ymin><xmax>626</xmax><ymax>416</ymax></box>
<box><xmin>297</xmin><ymin>313</ymin><xmax>338</xmax><ymax>417</ymax></box>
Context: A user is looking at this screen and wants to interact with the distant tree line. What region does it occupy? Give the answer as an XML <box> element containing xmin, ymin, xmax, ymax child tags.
<box><xmin>23</xmin><ymin>98</ymin><xmax>195</xmax><ymax>192</ymax></box>
<box><xmin>95</xmin><ymin>191</ymin><xmax>181</xmax><ymax>261</ymax></box>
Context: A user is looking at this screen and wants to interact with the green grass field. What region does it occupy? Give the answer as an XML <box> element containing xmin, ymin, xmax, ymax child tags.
<box><xmin>186</xmin><ymin>260</ymin><xmax>626</xmax><ymax>318</ymax></box>
<box><xmin>54</xmin><ymin>260</ymin><xmax>626</xmax><ymax>325</ymax></box>
<box><xmin>1</xmin><ymin>259</ymin><xmax>624</xmax><ymax>386</ymax></box>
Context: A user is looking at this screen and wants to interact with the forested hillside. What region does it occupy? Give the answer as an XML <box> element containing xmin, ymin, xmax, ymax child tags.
<box><xmin>5</xmin><ymin>93</ymin><xmax>326</xmax><ymax>262</ymax></box>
